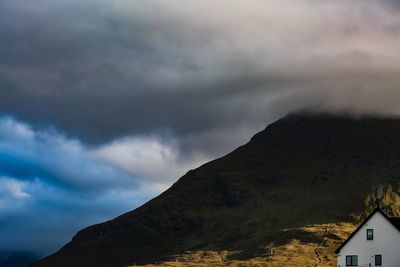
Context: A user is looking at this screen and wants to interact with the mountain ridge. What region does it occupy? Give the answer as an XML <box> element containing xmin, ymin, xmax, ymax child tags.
<box><xmin>34</xmin><ymin>112</ymin><xmax>400</xmax><ymax>266</ymax></box>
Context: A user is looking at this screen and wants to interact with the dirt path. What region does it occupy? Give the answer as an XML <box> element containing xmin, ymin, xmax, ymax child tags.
<box><xmin>314</xmin><ymin>224</ymin><xmax>330</xmax><ymax>267</ymax></box>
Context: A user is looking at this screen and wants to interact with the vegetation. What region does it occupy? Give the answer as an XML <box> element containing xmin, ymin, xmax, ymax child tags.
<box><xmin>131</xmin><ymin>223</ymin><xmax>356</xmax><ymax>267</ymax></box>
<box><xmin>361</xmin><ymin>184</ymin><xmax>400</xmax><ymax>220</ymax></box>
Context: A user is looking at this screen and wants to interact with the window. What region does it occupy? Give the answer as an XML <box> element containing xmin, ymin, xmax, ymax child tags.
<box><xmin>346</xmin><ymin>255</ymin><xmax>358</xmax><ymax>266</ymax></box>
<box><xmin>367</xmin><ymin>229</ymin><xmax>373</xmax><ymax>240</ymax></box>
<box><xmin>375</xmin><ymin>254</ymin><xmax>382</xmax><ymax>266</ymax></box>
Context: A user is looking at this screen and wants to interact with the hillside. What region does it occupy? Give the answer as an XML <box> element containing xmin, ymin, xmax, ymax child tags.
<box><xmin>0</xmin><ymin>251</ymin><xmax>39</xmax><ymax>267</ymax></box>
<box><xmin>33</xmin><ymin>113</ymin><xmax>400</xmax><ymax>266</ymax></box>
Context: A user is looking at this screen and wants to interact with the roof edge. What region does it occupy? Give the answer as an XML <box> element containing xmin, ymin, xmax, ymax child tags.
<box><xmin>335</xmin><ymin>208</ymin><xmax>397</xmax><ymax>254</ymax></box>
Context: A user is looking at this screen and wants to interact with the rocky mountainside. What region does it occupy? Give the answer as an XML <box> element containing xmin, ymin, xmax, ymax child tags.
<box><xmin>34</xmin><ymin>113</ymin><xmax>400</xmax><ymax>266</ymax></box>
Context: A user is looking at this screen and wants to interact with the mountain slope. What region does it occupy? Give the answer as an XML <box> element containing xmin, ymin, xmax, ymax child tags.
<box><xmin>0</xmin><ymin>251</ymin><xmax>39</xmax><ymax>267</ymax></box>
<box><xmin>34</xmin><ymin>113</ymin><xmax>400</xmax><ymax>266</ymax></box>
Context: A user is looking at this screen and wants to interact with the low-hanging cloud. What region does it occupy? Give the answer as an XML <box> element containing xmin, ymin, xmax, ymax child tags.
<box><xmin>1</xmin><ymin>0</ymin><xmax>400</xmax><ymax>157</ymax></box>
<box><xmin>93</xmin><ymin>136</ymin><xmax>208</xmax><ymax>183</ymax></box>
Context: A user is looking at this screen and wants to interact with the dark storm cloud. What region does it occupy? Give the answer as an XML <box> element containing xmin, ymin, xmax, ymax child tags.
<box><xmin>1</xmin><ymin>0</ymin><xmax>400</xmax><ymax>157</ymax></box>
<box><xmin>1</xmin><ymin>0</ymin><xmax>398</xmax><ymax>157</ymax></box>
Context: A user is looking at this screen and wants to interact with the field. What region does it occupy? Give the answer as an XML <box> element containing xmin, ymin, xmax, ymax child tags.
<box><xmin>130</xmin><ymin>223</ymin><xmax>355</xmax><ymax>267</ymax></box>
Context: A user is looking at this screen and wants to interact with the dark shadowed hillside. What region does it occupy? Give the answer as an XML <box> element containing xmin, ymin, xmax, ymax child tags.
<box><xmin>0</xmin><ymin>251</ymin><xmax>39</xmax><ymax>267</ymax></box>
<box><xmin>34</xmin><ymin>113</ymin><xmax>400</xmax><ymax>266</ymax></box>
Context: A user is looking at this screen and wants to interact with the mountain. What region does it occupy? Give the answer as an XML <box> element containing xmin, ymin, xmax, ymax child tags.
<box><xmin>33</xmin><ymin>113</ymin><xmax>400</xmax><ymax>266</ymax></box>
<box><xmin>0</xmin><ymin>251</ymin><xmax>39</xmax><ymax>267</ymax></box>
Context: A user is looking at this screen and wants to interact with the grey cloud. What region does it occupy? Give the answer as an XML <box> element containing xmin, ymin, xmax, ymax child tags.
<box><xmin>1</xmin><ymin>0</ymin><xmax>400</xmax><ymax>159</ymax></box>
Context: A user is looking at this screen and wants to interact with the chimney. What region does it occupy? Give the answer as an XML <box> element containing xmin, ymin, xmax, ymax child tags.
<box><xmin>375</xmin><ymin>199</ymin><xmax>381</xmax><ymax>209</ymax></box>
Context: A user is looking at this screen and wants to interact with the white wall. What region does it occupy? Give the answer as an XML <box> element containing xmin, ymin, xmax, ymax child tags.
<box><xmin>337</xmin><ymin>212</ymin><xmax>400</xmax><ymax>267</ymax></box>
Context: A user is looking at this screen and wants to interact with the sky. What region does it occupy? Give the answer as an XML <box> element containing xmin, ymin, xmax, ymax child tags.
<box><xmin>1</xmin><ymin>0</ymin><xmax>400</xmax><ymax>257</ymax></box>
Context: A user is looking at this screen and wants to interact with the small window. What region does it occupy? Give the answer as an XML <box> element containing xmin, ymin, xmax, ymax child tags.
<box><xmin>375</xmin><ymin>254</ymin><xmax>382</xmax><ymax>266</ymax></box>
<box><xmin>346</xmin><ymin>255</ymin><xmax>358</xmax><ymax>266</ymax></box>
<box><xmin>367</xmin><ymin>229</ymin><xmax>373</xmax><ymax>240</ymax></box>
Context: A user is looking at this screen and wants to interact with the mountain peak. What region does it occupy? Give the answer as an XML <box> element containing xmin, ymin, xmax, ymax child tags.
<box><xmin>34</xmin><ymin>113</ymin><xmax>400</xmax><ymax>267</ymax></box>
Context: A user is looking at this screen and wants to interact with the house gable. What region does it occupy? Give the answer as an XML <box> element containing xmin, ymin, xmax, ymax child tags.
<box><xmin>336</xmin><ymin>208</ymin><xmax>400</xmax><ymax>254</ymax></box>
<box><xmin>336</xmin><ymin>208</ymin><xmax>400</xmax><ymax>267</ymax></box>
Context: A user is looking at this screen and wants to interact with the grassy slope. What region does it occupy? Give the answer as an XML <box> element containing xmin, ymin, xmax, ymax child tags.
<box><xmin>34</xmin><ymin>113</ymin><xmax>400</xmax><ymax>267</ymax></box>
<box><xmin>135</xmin><ymin>223</ymin><xmax>356</xmax><ymax>267</ymax></box>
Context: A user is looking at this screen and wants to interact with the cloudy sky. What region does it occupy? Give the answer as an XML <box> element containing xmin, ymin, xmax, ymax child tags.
<box><xmin>1</xmin><ymin>0</ymin><xmax>400</xmax><ymax>257</ymax></box>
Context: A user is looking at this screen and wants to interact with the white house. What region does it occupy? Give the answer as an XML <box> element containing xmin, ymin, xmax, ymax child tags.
<box><xmin>336</xmin><ymin>208</ymin><xmax>400</xmax><ymax>267</ymax></box>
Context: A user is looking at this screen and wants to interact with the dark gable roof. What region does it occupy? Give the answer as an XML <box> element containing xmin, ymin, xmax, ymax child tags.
<box><xmin>335</xmin><ymin>208</ymin><xmax>400</xmax><ymax>253</ymax></box>
<box><xmin>388</xmin><ymin>217</ymin><xmax>400</xmax><ymax>231</ymax></box>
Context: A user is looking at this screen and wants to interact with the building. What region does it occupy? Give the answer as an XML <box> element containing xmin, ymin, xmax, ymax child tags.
<box><xmin>336</xmin><ymin>208</ymin><xmax>400</xmax><ymax>267</ymax></box>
